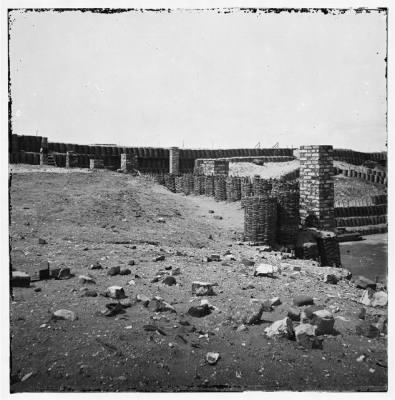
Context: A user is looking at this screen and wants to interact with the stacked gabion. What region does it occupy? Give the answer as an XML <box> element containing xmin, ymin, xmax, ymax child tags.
<box><xmin>244</xmin><ymin>196</ymin><xmax>277</xmax><ymax>246</ymax></box>
<box><xmin>164</xmin><ymin>174</ymin><xmax>176</xmax><ymax>193</ymax></box>
<box><xmin>214</xmin><ymin>175</ymin><xmax>227</xmax><ymax>201</ymax></box>
<box><xmin>252</xmin><ymin>177</ymin><xmax>272</xmax><ymax>196</ymax></box>
<box><xmin>175</xmin><ymin>176</ymin><xmax>183</xmax><ymax>193</ymax></box>
<box><xmin>204</xmin><ymin>175</ymin><xmax>215</xmax><ymax>197</ymax></box>
<box><xmin>317</xmin><ymin>236</ymin><xmax>341</xmax><ymax>267</ymax></box>
<box><xmin>272</xmin><ymin>179</ymin><xmax>299</xmax><ymax>196</ymax></box>
<box><xmin>153</xmin><ymin>173</ymin><xmax>166</xmax><ymax>185</ymax></box>
<box><xmin>193</xmin><ymin>175</ymin><xmax>205</xmax><ymax>195</ymax></box>
<box><xmin>182</xmin><ymin>173</ymin><xmax>194</xmax><ymax>195</ymax></box>
<box><xmin>277</xmin><ymin>190</ymin><xmax>300</xmax><ymax>245</ymax></box>
<box><xmin>241</xmin><ymin>177</ymin><xmax>253</xmax><ymax>200</ymax></box>
<box><xmin>226</xmin><ymin>176</ymin><xmax>242</xmax><ymax>202</ymax></box>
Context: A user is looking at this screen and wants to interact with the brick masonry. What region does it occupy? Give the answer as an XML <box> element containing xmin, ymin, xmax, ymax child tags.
<box><xmin>299</xmin><ymin>145</ymin><xmax>335</xmax><ymax>231</ymax></box>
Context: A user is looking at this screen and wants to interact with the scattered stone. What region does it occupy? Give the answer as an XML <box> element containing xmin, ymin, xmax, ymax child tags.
<box><xmin>259</xmin><ymin>246</ymin><xmax>272</xmax><ymax>252</ymax></box>
<box><xmin>163</xmin><ymin>276</ymin><xmax>177</xmax><ymax>286</ymax></box>
<box><xmin>171</xmin><ymin>267</ymin><xmax>181</xmax><ymax>276</ymax></box>
<box><xmin>358</xmin><ymin>307</ymin><xmax>367</xmax><ymax>320</ymax></box>
<box><xmin>243</xmin><ymin>303</ymin><xmax>265</xmax><ymax>325</ymax></box>
<box><xmin>119</xmin><ymin>299</ymin><xmax>133</xmax><ymax>308</ymax></box>
<box><xmin>295</xmin><ymin>323</ymin><xmax>323</xmax><ymax>349</ymax></box>
<box><xmin>52</xmin><ymin>309</ymin><xmax>77</xmax><ymax>321</ymax></box>
<box><xmin>356</xmin><ymin>321</ymin><xmax>381</xmax><ymax>338</ymax></box>
<box><xmin>188</xmin><ymin>304</ymin><xmax>211</xmax><ymax>318</ymax></box>
<box><xmin>149</xmin><ymin>296</ymin><xmax>176</xmax><ymax>313</ymax></box>
<box><xmin>293</xmin><ymin>295</ymin><xmax>314</xmax><ymax>307</ymax></box>
<box><xmin>107</xmin><ymin>266</ymin><xmax>121</xmax><ymax>276</ymax></box>
<box><xmin>206</xmin><ymin>352</ymin><xmax>220</xmax><ymax>365</ymax></box>
<box><xmin>270</xmin><ymin>297</ymin><xmax>281</xmax><ymax>307</ymax></box>
<box><xmin>153</xmin><ymin>255</ymin><xmax>165</xmax><ymax>262</ymax></box>
<box><xmin>324</xmin><ymin>274</ymin><xmax>339</xmax><ymax>285</ymax></box>
<box><xmin>38</xmin><ymin>238</ymin><xmax>47</xmax><ymax>245</ymax></box>
<box><xmin>355</xmin><ymin>276</ymin><xmax>376</xmax><ymax>290</ymax></box>
<box><xmin>241</xmin><ymin>258</ymin><xmax>255</xmax><ymax>267</ymax></box>
<box><xmin>213</xmin><ymin>216</ymin><xmax>223</xmax><ymax>220</ymax></box>
<box><xmin>192</xmin><ymin>281</ymin><xmax>217</xmax><ymax>296</ymax></box>
<box><xmin>106</xmin><ymin>286</ymin><xmax>126</xmax><ymax>299</ymax></box>
<box><xmin>11</xmin><ymin>271</ymin><xmax>31</xmax><ymax>288</ymax></box>
<box><xmin>287</xmin><ymin>307</ymin><xmax>301</xmax><ymax>322</ymax></box>
<box><xmin>303</xmin><ymin>305</ymin><xmax>325</xmax><ymax>320</ymax></box>
<box><xmin>292</xmin><ymin>266</ymin><xmax>301</xmax><ymax>272</ymax></box>
<box><xmin>90</xmin><ymin>262</ymin><xmax>102</xmax><ymax>270</ymax></box>
<box><xmin>374</xmin><ymin>315</ymin><xmax>388</xmax><ymax>334</ymax></box>
<box><xmin>21</xmin><ymin>372</ymin><xmax>34</xmax><ymax>382</ymax></box>
<box><xmin>341</xmin><ymin>268</ymin><xmax>352</xmax><ymax>280</ymax></box>
<box><xmin>34</xmin><ymin>287</ymin><xmax>42</xmax><ymax>292</ymax></box>
<box><xmin>128</xmin><ymin>260</ymin><xmax>136</xmax><ymax>266</ymax></box>
<box><xmin>224</xmin><ymin>254</ymin><xmax>236</xmax><ymax>261</ymax></box>
<box><xmin>311</xmin><ymin>310</ymin><xmax>335</xmax><ymax>335</ymax></box>
<box><xmin>264</xmin><ymin>317</ymin><xmax>294</xmax><ymax>339</ymax></box>
<box><xmin>290</xmin><ymin>272</ymin><xmax>301</xmax><ymax>280</ymax></box>
<box><xmin>209</xmin><ymin>254</ymin><xmax>221</xmax><ymax>262</ymax></box>
<box><xmin>136</xmin><ymin>294</ymin><xmax>150</xmax><ymax>307</ymax></box>
<box><xmin>208</xmin><ymin>210</ymin><xmax>214</xmax><ymax>214</ymax></box>
<box><xmin>102</xmin><ymin>303</ymin><xmax>124</xmax><ymax>317</ymax></box>
<box><xmin>79</xmin><ymin>275</ymin><xmax>96</xmax><ymax>284</ymax></box>
<box><xmin>254</xmin><ymin>264</ymin><xmax>279</xmax><ymax>277</ymax></box>
<box><xmin>120</xmin><ymin>268</ymin><xmax>131</xmax><ymax>276</ymax></box>
<box><xmin>356</xmin><ymin>355</ymin><xmax>366</xmax><ymax>362</ymax></box>
<box><xmin>360</xmin><ymin>290</ymin><xmax>388</xmax><ymax>307</ymax></box>
<box><xmin>157</xmin><ymin>217</ymin><xmax>166</xmax><ymax>223</ymax></box>
<box><xmin>128</xmin><ymin>279</ymin><xmax>136</xmax><ymax>285</ymax></box>
<box><xmin>84</xmin><ymin>290</ymin><xmax>98</xmax><ymax>297</ymax></box>
<box><xmin>237</xmin><ymin>324</ymin><xmax>248</xmax><ymax>332</ymax></box>
<box><xmin>165</xmin><ymin>266</ymin><xmax>172</xmax><ymax>270</ymax></box>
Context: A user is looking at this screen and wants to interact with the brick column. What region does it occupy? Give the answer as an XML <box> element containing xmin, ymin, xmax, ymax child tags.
<box><xmin>40</xmin><ymin>137</ymin><xmax>48</xmax><ymax>165</ymax></box>
<box><xmin>169</xmin><ymin>147</ymin><xmax>180</xmax><ymax>174</ymax></box>
<box><xmin>299</xmin><ymin>145</ymin><xmax>335</xmax><ymax>231</ymax></box>
<box><xmin>121</xmin><ymin>153</ymin><xmax>138</xmax><ymax>173</ymax></box>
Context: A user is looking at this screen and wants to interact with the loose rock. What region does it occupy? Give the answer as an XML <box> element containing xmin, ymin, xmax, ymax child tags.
<box><xmin>356</xmin><ymin>321</ymin><xmax>381</xmax><ymax>338</ymax></box>
<box><xmin>254</xmin><ymin>264</ymin><xmax>279</xmax><ymax>277</ymax></box>
<box><xmin>153</xmin><ymin>255</ymin><xmax>165</xmax><ymax>262</ymax></box>
<box><xmin>287</xmin><ymin>307</ymin><xmax>301</xmax><ymax>322</ymax></box>
<box><xmin>90</xmin><ymin>262</ymin><xmax>102</xmax><ymax>270</ymax></box>
<box><xmin>355</xmin><ymin>276</ymin><xmax>376</xmax><ymax>290</ymax></box>
<box><xmin>206</xmin><ymin>352</ymin><xmax>220</xmax><ymax>365</ymax></box>
<box><xmin>38</xmin><ymin>238</ymin><xmax>47</xmax><ymax>245</ymax></box>
<box><xmin>11</xmin><ymin>271</ymin><xmax>31</xmax><ymax>288</ymax></box>
<box><xmin>136</xmin><ymin>294</ymin><xmax>150</xmax><ymax>307</ymax></box>
<box><xmin>241</xmin><ymin>258</ymin><xmax>255</xmax><ymax>267</ymax></box>
<box><xmin>192</xmin><ymin>281</ymin><xmax>217</xmax><ymax>296</ymax></box>
<box><xmin>264</xmin><ymin>317</ymin><xmax>294</xmax><ymax>339</ymax></box>
<box><xmin>293</xmin><ymin>295</ymin><xmax>314</xmax><ymax>307</ymax></box>
<box><xmin>106</xmin><ymin>286</ymin><xmax>126</xmax><ymax>299</ymax></box>
<box><xmin>84</xmin><ymin>290</ymin><xmax>98</xmax><ymax>297</ymax></box>
<box><xmin>107</xmin><ymin>266</ymin><xmax>121</xmax><ymax>276</ymax></box>
<box><xmin>294</xmin><ymin>323</ymin><xmax>323</xmax><ymax>349</ymax></box>
<box><xmin>149</xmin><ymin>296</ymin><xmax>176</xmax><ymax>313</ymax></box>
<box><xmin>324</xmin><ymin>274</ymin><xmax>340</xmax><ymax>285</ymax></box>
<box><xmin>163</xmin><ymin>276</ymin><xmax>177</xmax><ymax>286</ymax></box>
<box><xmin>79</xmin><ymin>275</ymin><xmax>96</xmax><ymax>284</ymax></box>
<box><xmin>52</xmin><ymin>309</ymin><xmax>77</xmax><ymax>321</ymax></box>
<box><xmin>128</xmin><ymin>260</ymin><xmax>135</xmax><ymax>266</ymax></box>
<box><xmin>188</xmin><ymin>304</ymin><xmax>211</xmax><ymax>318</ymax></box>
<box><xmin>311</xmin><ymin>310</ymin><xmax>335</xmax><ymax>335</ymax></box>
<box><xmin>120</xmin><ymin>268</ymin><xmax>131</xmax><ymax>276</ymax></box>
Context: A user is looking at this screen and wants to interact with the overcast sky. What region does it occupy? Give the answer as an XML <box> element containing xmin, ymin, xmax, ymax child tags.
<box><xmin>9</xmin><ymin>8</ymin><xmax>387</xmax><ymax>151</ymax></box>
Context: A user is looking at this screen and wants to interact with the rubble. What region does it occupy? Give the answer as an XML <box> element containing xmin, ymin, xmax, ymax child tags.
<box><xmin>188</xmin><ymin>304</ymin><xmax>211</xmax><ymax>318</ymax></box>
<box><xmin>149</xmin><ymin>296</ymin><xmax>176</xmax><ymax>313</ymax></box>
<box><xmin>311</xmin><ymin>310</ymin><xmax>335</xmax><ymax>335</ymax></box>
<box><xmin>107</xmin><ymin>266</ymin><xmax>121</xmax><ymax>276</ymax></box>
<box><xmin>79</xmin><ymin>275</ymin><xmax>96</xmax><ymax>284</ymax></box>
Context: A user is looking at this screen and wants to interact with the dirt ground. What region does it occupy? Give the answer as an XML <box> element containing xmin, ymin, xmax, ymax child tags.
<box><xmin>9</xmin><ymin>166</ymin><xmax>387</xmax><ymax>392</ymax></box>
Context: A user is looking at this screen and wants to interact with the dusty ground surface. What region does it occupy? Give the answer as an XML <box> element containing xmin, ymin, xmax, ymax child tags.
<box><xmin>9</xmin><ymin>166</ymin><xmax>387</xmax><ymax>392</ymax></box>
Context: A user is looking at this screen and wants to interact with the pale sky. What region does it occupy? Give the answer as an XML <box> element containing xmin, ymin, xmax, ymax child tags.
<box><xmin>9</xmin><ymin>8</ymin><xmax>387</xmax><ymax>151</ymax></box>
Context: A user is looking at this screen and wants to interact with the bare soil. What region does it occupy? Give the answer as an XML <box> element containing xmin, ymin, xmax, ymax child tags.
<box><xmin>9</xmin><ymin>166</ymin><xmax>387</xmax><ymax>392</ymax></box>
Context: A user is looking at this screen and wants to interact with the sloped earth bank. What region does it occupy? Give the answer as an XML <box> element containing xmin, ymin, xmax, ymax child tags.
<box><xmin>9</xmin><ymin>168</ymin><xmax>387</xmax><ymax>392</ymax></box>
